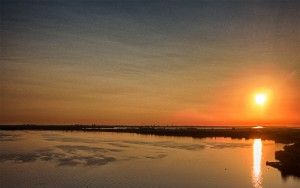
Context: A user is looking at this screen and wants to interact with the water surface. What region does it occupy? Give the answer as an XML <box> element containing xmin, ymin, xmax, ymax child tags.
<box><xmin>0</xmin><ymin>131</ymin><xmax>299</xmax><ymax>188</ymax></box>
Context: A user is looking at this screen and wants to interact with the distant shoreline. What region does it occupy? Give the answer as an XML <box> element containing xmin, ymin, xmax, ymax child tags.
<box><xmin>1</xmin><ymin>125</ymin><xmax>299</xmax><ymax>144</ymax></box>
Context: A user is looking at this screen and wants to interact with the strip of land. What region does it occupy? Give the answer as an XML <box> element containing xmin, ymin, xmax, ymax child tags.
<box><xmin>0</xmin><ymin>125</ymin><xmax>299</xmax><ymax>143</ymax></box>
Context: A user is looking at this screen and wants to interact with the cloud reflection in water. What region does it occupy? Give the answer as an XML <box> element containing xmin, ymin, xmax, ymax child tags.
<box><xmin>0</xmin><ymin>145</ymin><xmax>118</xmax><ymax>166</ymax></box>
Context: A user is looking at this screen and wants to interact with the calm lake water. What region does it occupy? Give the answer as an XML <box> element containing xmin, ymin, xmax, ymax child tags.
<box><xmin>0</xmin><ymin>131</ymin><xmax>299</xmax><ymax>188</ymax></box>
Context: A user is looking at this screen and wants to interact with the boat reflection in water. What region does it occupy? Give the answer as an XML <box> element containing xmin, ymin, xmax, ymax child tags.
<box><xmin>252</xmin><ymin>139</ymin><xmax>263</xmax><ymax>188</ymax></box>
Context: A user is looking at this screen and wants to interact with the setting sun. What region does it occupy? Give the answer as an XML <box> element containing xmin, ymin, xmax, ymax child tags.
<box><xmin>255</xmin><ymin>93</ymin><xmax>267</xmax><ymax>106</ymax></box>
<box><xmin>1</xmin><ymin>1</ymin><xmax>300</xmax><ymax>188</ymax></box>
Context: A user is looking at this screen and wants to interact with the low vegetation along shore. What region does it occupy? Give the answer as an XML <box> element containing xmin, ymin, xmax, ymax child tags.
<box><xmin>266</xmin><ymin>143</ymin><xmax>300</xmax><ymax>178</ymax></box>
<box><xmin>1</xmin><ymin>125</ymin><xmax>299</xmax><ymax>143</ymax></box>
<box><xmin>1</xmin><ymin>125</ymin><xmax>300</xmax><ymax>177</ymax></box>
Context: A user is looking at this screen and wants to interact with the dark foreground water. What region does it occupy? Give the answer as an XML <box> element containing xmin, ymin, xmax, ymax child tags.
<box><xmin>0</xmin><ymin>131</ymin><xmax>299</xmax><ymax>188</ymax></box>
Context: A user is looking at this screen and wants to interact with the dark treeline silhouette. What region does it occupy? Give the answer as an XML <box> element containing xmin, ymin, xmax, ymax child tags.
<box><xmin>1</xmin><ymin>125</ymin><xmax>299</xmax><ymax>143</ymax></box>
<box><xmin>267</xmin><ymin>143</ymin><xmax>300</xmax><ymax>178</ymax></box>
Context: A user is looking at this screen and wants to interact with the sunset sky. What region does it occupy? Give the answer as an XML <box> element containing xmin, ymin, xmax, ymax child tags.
<box><xmin>1</xmin><ymin>0</ymin><xmax>299</xmax><ymax>126</ymax></box>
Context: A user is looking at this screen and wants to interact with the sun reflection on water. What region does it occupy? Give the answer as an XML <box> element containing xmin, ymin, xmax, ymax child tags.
<box><xmin>252</xmin><ymin>139</ymin><xmax>263</xmax><ymax>188</ymax></box>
